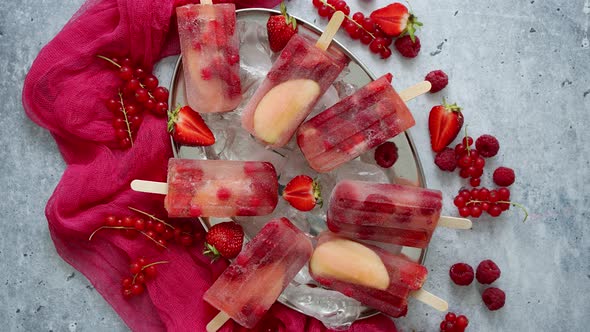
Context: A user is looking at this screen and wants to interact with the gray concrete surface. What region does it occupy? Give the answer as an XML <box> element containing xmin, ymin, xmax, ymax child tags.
<box><xmin>1</xmin><ymin>0</ymin><xmax>589</xmax><ymax>331</ymax></box>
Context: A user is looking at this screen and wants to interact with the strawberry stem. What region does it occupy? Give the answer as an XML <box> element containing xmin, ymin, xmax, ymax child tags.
<box><xmin>128</xmin><ymin>206</ymin><xmax>175</xmax><ymax>230</ymax></box>
<box><xmin>118</xmin><ymin>91</ymin><xmax>134</xmax><ymax>147</ymax></box>
<box><xmin>97</xmin><ymin>55</ymin><xmax>121</xmax><ymax>68</ymax></box>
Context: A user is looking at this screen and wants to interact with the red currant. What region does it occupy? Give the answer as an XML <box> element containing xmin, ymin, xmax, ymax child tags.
<box><xmin>312</xmin><ymin>0</ymin><xmax>322</xmax><ymax>8</ymax></box>
<box><xmin>113</xmin><ymin>118</ymin><xmax>126</xmax><ymax>130</ymax></box>
<box><xmin>379</xmin><ymin>47</ymin><xmax>392</xmax><ymax>59</ymax></box>
<box><xmin>318</xmin><ymin>5</ymin><xmax>331</xmax><ymax>17</ymax></box>
<box><xmin>105</xmin><ymin>215</ymin><xmax>117</xmax><ymax>226</ymax></box>
<box><xmin>445</xmin><ymin>312</ymin><xmax>456</xmax><ymax>322</ymax></box>
<box><xmin>459</xmin><ymin>168</ymin><xmax>470</xmax><ymax>178</ymax></box>
<box><xmin>135</xmin><ymin>272</ymin><xmax>146</xmax><ymax>285</ymax></box>
<box><xmin>462</xmin><ymin>136</ymin><xmax>473</xmax><ymax>146</ymax></box>
<box><xmin>455</xmin><ymin>143</ymin><xmax>467</xmax><ymax>156</ymax></box>
<box><xmin>134</xmin><ymin>88</ymin><xmax>149</xmax><ymax>103</ymax></box>
<box><xmin>459</xmin><ymin>189</ymin><xmax>471</xmax><ymax>200</ymax></box>
<box><xmin>481</xmin><ymin>202</ymin><xmax>491</xmax><ymax>211</ymax></box>
<box><xmin>489</xmin><ymin>190</ymin><xmax>499</xmax><ymax>203</ymax></box>
<box><xmin>154</xmin><ymin>102</ymin><xmax>168</xmax><ymax>117</ymax></box>
<box><xmin>131</xmin><ymin>283</ymin><xmax>144</xmax><ymax>295</ymax></box>
<box><xmin>119</xmin><ymin>66</ymin><xmax>133</xmax><ymax>81</ymax></box>
<box><xmin>474</xmin><ymin>157</ymin><xmax>485</xmax><ymax>169</ymax></box>
<box><xmin>477</xmin><ymin>188</ymin><xmax>490</xmax><ymax>200</ymax></box>
<box><xmin>470</xmin><ymin>177</ymin><xmax>481</xmax><ymax>187</ymax></box>
<box><xmin>144</xmin><ymin>265</ymin><xmax>157</xmax><ymax>279</ymax></box>
<box><xmin>143</xmin><ymin>75</ymin><xmax>159</xmax><ymax>90</ymax></box>
<box><xmin>455</xmin><ymin>315</ymin><xmax>469</xmax><ymax>329</ymax></box>
<box><xmin>162</xmin><ymin>228</ymin><xmax>175</xmax><ymax>241</ymax></box>
<box><xmin>369</xmin><ymin>39</ymin><xmax>383</xmax><ymax>53</ymax></box>
<box><xmin>470</xmin><ymin>205</ymin><xmax>483</xmax><ymax>217</ymax></box>
<box><xmin>361</xmin><ymin>17</ymin><xmax>376</xmax><ymax>32</ymax></box>
<box><xmin>459</xmin><ymin>207</ymin><xmax>470</xmax><ymax>217</ymax></box>
<box><xmin>120</xmin><ymin>58</ymin><xmax>132</xmax><ymax>68</ymax></box>
<box><xmin>134</xmin><ymin>67</ymin><xmax>147</xmax><ymax>79</ymax></box>
<box><xmin>125</xmin><ymin>78</ymin><xmax>140</xmax><ymax>92</ymax></box>
<box><xmin>119</xmin><ymin>137</ymin><xmax>132</xmax><ymax>149</ymax></box>
<box><xmin>122</xmin><ymin>277</ymin><xmax>133</xmax><ymax>289</ymax></box>
<box><xmin>488</xmin><ymin>204</ymin><xmax>502</xmax><ymax>217</ymax></box>
<box><xmin>134</xmin><ymin>218</ymin><xmax>145</xmax><ymax>231</ymax></box>
<box><xmin>106</xmin><ymin>98</ymin><xmax>119</xmax><ymax>112</ymax></box>
<box><xmin>153</xmin><ymin>87</ymin><xmax>169</xmax><ymax>102</ymax></box>
<box><xmin>180</xmin><ymin>234</ymin><xmax>194</xmax><ymax>247</ymax></box>
<box><xmin>360</xmin><ymin>31</ymin><xmax>373</xmax><ymax>44</ymax></box>
<box><xmin>122</xmin><ymin>287</ymin><xmax>133</xmax><ymax>299</ymax></box>
<box><xmin>144</xmin><ymin>98</ymin><xmax>156</xmax><ymax>112</ymax></box>
<box><xmin>154</xmin><ymin>222</ymin><xmax>166</xmax><ymax>234</ymax></box>
<box><xmin>458</xmin><ymin>155</ymin><xmax>472</xmax><ymax>168</ymax></box>
<box><xmin>498</xmin><ymin>187</ymin><xmax>511</xmax><ymax>201</ymax></box>
<box><xmin>145</xmin><ymin>230</ymin><xmax>157</xmax><ymax>239</ymax></box>
<box><xmin>130</xmin><ymin>262</ymin><xmax>142</xmax><ymax>275</ymax></box>
<box><xmin>145</xmin><ymin>220</ymin><xmax>155</xmax><ymax>231</ymax></box>
<box><xmin>352</xmin><ymin>12</ymin><xmax>364</xmax><ymax>23</ymax></box>
<box><xmin>454</xmin><ymin>196</ymin><xmax>466</xmax><ymax>208</ymax></box>
<box><xmin>334</xmin><ymin>1</ymin><xmax>349</xmax><ymax>15</ymax></box>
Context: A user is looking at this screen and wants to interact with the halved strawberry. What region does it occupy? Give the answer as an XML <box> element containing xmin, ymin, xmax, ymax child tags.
<box><xmin>282</xmin><ymin>175</ymin><xmax>322</xmax><ymax>212</ymax></box>
<box><xmin>429</xmin><ymin>99</ymin><xmax>463</xmax><ymax>152</ymax></box>
<box><xmin>204</xmin><ymin>221</ymin><xmax>244</xmax><ymax>260</ymax></box>
<box><xmin>167</xmin><ymin>105</ymin><xmax>215</xmax><ymax>146</ymax></box>
<box><xmin>370</xmin><ymin>3</ymin><xmax>422</xmax><ymax>41</ymax></box>
<box><xmin>267</xmin><ymin>2</ymin><xmax>298</xmax><ymax>52</ymax></box>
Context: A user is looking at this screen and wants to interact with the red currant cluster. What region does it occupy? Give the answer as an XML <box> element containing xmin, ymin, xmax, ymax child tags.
<box><xmin>440</xmin><ymin>312</ymin><xmax>469</xmax><ymax>332</ymax></box>
<box><xmin>89</xmin><ymin>207</ymin><xmax>201</xmax><ymax>250</ymax></box>
<box><xmin>121</xmin><ymin>257</ymin><xmax>168</xmax><ymax>299</ymax></box>
<box><xmin>454</xmin><ymin>136</ymin><xmax>485</xmax><ymax>187</ymax></box>
<box><xmin>453</xmin><ymin>187</ymin><xmax>519</xmax><ymax>218</ymax></box>
<box><xmin>312</xmin><ymin>0</ymin><xmax>394</xmax><ymax>59</ymax></box>
<box><xmin>98</xmin><ymin>55</ymin><xmax>170</xmax><ymax>149</ymax></box>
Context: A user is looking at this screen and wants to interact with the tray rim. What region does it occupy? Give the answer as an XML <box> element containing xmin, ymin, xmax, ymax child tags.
<box><xmin>168</xmin><ymin>7</ymin><xmax>429</xmax><ymax>323</ymax></box>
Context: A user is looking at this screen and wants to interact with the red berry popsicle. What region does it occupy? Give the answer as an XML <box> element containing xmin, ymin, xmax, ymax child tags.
<box><xmin>297</xmin><ymin>73</ymin><xmax>431</xmax><ymax>173</ymax></box>
<box><xmin>241</xmin><ymin>12</ymin><xmax>349</xmax><ymax>148</ymax></box>
<box><xmin>131</xmin><ymin>159</ymin><xmax>278</xmax><ymax>218</ymax></box>
<box><xmin>177</xmin><ymin>1</ymin><xmax>241</xmax><ymax>113</ymax></box>
<box><xmin>309</xmin><ymin>232</ymin><xmax>447</xmax><ymax>317</ymax></box>
<box><xmin>327</xmin><ymin>180</ymin><xmax>471</xmax><ymax>248</ymax></box>
<box><xmin>204</xmin><ymin>218</ymin><xmax>313</xmax><ymax>330</ymax></box>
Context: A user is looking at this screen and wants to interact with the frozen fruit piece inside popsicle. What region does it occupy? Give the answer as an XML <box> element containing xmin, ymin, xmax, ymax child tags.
<box><xmin>164</xmin><ymin>159</ymin><xmax>278</xmax><ymax>217</ymax></box>
<box><xmin>309</xmin><ymin>231</ymin><xmax>428</xmax><ymax>318</ymax></box>
<box><xmin>241</xmin><ymin>33</ymin><xmax>349</xmax><ymax>148</ymax></box>
<box><xmin>204</xmin><ymin>217</ymin><xmax>313</xmax><ymax>328</ymax></box>
<box><xmin>327</xmin><ymin>180</ymin><xmax>442</xmax><ymax>248</ymax></box>
<box><xmin>177</xmin><ymin>3</ymin><xmax>241</xmax><ymax>113</ymax></box>
<box><xmin>297</xmin><ymin>74</ymin><xmax>415</xmax><ymax>173</ymax></box>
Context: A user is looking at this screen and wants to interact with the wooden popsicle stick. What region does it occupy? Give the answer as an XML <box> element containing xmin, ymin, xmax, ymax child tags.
<box><xmin>439</xmin><ymin>216</ymin><xmax>472</xmax><ymax>229</ymax></box>
<box><xmin>206</xmin><ymin>311</ymin><xmax>230</xmax><ymax>332</ymax></box>
<box><xmin>201</xmin><ymin>0</ymin><xmax>213</xmax><ymax>5</ymax></box>
<box><xmin>130</xmin><ymin>180</ymin><xmax>168</xmax><ymax>195</ymax></box>
<box><xmin>315</xmin><ymin>11</ymin><xmax>345</xmax><ymax>51</ymax></box>
<box><xmin>399</xmin><ymin>81</ymin><xmax>432</xmax><ymax>102</ymax></box>
<box><xmin>410</xmin><ymin>289</ymin><xmax>449</xmax><ymax>312</ymax></box>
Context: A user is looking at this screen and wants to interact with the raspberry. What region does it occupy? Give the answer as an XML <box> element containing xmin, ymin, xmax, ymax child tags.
<box><xmin>482</xmin><ymin>287</ymin><xmax>506</xmax><ymax>311</ymax></box>
<box><xmin>394</xmin><ymin>35</ymin><xmax>421</xmax><ymax>58</ymax></box>
<box><xmin>374</xmin><ymin>142</ymin><xmax>398</xmax><ymax>168</ymax></box>
<box><xmin>493</xmin><ymin>167</ymin><xmax>515</xmax><ymax>187</ymax></box>
<box><xmin>434</xmin><ymin>148</ymin><xmax>457</xmax><ymax>171</ymax></box>
<box><xmin>475</xmin><ymin>134</ymin><xmax>500</xmax><ymax>158</ymax></box>
<box><xmin>476</xmin><ymin>259</ymin><xmax>501</xmax><ymax>284</ymax></box>
<box><xmin>425</xmin><ymin>70</ymin><xmax>448</xmax><ymax>93</ymax></box>
<box><xmin>449</xmin><ymin>263</ymin><xmax>474</xmax><ymax>286</ymax></box>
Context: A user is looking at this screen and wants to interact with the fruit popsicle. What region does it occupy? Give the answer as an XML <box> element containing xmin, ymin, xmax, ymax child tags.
<box><xmin>241</xmin><ymin>24</ymin><xmax>349</xmax><ymax>148</ymax></box>
<box><xmin>309</xmin><ymin>231</ymin><xmax>428</xmax><ymax>318</ymax></box>
<box><xmin>164</xmin><ymin>159</ymin><xmax>278</xmax><ymax>217</ymax></box>
<box><xmin>204</xmin><ymin>217</ymin><xmax>313</xmax><ymax>329</ymax></box>
<box><xmin>177</xmin><ymin>3</ymin><xmax>241</xmax><ymax>113</ymax></box>
<box><xmin>327</xmin><ymin>180</ymin><xmax>443</xmax><ymax>248</ymax></box>
<box><xmin>297</xmin><ymin>73</ymin><xmax>415</xmax><ymax>173</ymax></box>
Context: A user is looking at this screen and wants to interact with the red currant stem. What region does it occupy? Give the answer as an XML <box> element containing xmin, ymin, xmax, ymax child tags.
<box><xmin>132</xmin><ymin>261</ymin><xmax>170</xmax><ymax>284</ymax></box>
<box><xmin>319</xmin><ymin>0</ymin><xmax>376</xmax><ymax>39</ymax></box>
<box><xmin>464</xmin><ymin>124</ymin><xmax>470</xmax><ymax>156</ymax></box>
<box><xmin>88</xmin><ymin>226</ymin><xmax>135</xmax><ymax>241</ymax></box>
<box><xmin>498</xmin><ymin>200</ymin><xmax>529</xmax><ymax>222</ymax></box>
<box><xmin>118</xmin><ymin>91</ymin><xmax>134</xmax><ymax>147</ymax></box>
<box><xmin>138</xmin><ymin>230</ymin><xmax>168</xmax><ymax>249</ymax></box>
<box><xmin>96</xmin><ymin>55</ymin><xmax>121</xmax><ymax>68</ymax></box>
<box><xmin>128</xmin><ymin>206</ymin><xmax>175</xmax><ymax>230</ymax></box>
<box><xmin>138</xmin><ymin>81</ymin><xmax>156</xmax><ymax>100</ymax></box>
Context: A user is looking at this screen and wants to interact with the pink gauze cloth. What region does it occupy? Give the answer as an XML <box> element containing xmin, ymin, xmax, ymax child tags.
<box><xmin>22</xmin><ymin>0</ymin><xmax>398</xmax><ymax>331</ymax></box>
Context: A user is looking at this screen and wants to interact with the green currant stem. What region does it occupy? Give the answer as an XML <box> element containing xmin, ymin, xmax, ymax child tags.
<box><xmin>97</xmin><ymin>55</ymin><xmax>121</xmax><ymax>68</ymax></box>
<box><xmin>128</xmin><ymin>206</ymin><xmax>175</xmax><ymax>230</ymax></box>
<box><xmin>88</xmin><ymin>226</ymin><xmax>134</xmax><ymax>241</ymax></box>
<box><xmin>498</xmin><ymin>200</ymin><xmax>529</xmax><ymax>223</ymax></box>
<box><xmin>319</xmin><ymin>0</ymin><xmax>376</xmax><ymax>40</ymax></box>
<box><xmin>132</xmin><ymin>261</ymin><xmax>169</xmax><ymax>284</ymax></box>
<box><xmin>118</xmin><ymin>91</ymin><xmax>134</xmax><ymax>147</ymax></box>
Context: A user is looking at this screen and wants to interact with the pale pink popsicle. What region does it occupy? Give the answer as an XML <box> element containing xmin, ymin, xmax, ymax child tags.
<box><xmin>241</xmin><ymin>34</ymin><xmax>348</xmax><ymax>148</ymax></box>
<box><xmin>164</xmin><ymin>159</ymin><xmax>278</xmax><ymax>217</ymax></box>
<box><xmin>204</xmin><ymin>217</ymin><xmax>313</xmax><ymax>328</ymax></box>
<box><xmin>297</xmin><ymin>74</ymin><xmax>415</xmax><ymax>173</ymax></box>
<box><xmin>327</xmin><ymin>180</ymin><xmax>442</xmax><ymax>248</ymax></box>
<box><xmin>177</xmin><ymin>4</ymin><xmax>241</xmax><ymax>113</ymax></box>
<box><xmin>309</xmin><ymin>231</ymin><xmax>428</xmax><ymax>318</ymax></box>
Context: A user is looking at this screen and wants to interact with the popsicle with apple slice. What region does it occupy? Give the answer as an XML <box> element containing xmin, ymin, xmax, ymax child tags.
<box><xmin>241</xmin><ymin>11</ymin><xmax>349</xmax><ymax>148</ymax></box>
<box><xmin>309</xmin><ymin>231</ymin><xmax>448</xmax><ymax>318</ymax></box>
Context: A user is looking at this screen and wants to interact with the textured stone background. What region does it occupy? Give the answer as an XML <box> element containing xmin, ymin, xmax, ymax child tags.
<box><xmin>1</xmin><ymin>0</ymin><xmax>589</xmax><ymax>331</ymax></box>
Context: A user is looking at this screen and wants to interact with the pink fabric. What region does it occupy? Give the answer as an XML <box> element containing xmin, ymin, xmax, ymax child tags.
<box><xmin>22</xmin><ymin>0</ymin><xmax>398</xmax><ymax>331</ymax></box>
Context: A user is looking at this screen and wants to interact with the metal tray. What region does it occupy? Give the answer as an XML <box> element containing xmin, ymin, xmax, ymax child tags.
<box><xmin>168</xmin><ymin>8</ymin><xmax>427</xmax><ymax>328</ymax></box>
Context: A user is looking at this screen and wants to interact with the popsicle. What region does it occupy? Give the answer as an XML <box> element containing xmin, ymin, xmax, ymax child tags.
<box><xmin>241</xmin><ymin>12</ymin><xmax>349</xmax><ymax>148</ymax></box>
<box><xmin>131</xmin><ymin>159</ymin><xmax>278</xmax><ymax>217</ymax></box>
<box><xmin>204</xmin><ymin>217</ymin><xmax>313</xmax><ymax>330</ymax></box>
<box><xmin>177</xmin><ymin>1</ymin><xmax>241</xmax><ymax>113</ymax></box>
<box><xmin>309</xmin><ymin>231</ymin><xmax>447</xmax><ymax>317</ymax></box>
<box><xmin>297</xmin><ymin>73</ymin><xmax>431</xmax><ymax>173</ymax></box>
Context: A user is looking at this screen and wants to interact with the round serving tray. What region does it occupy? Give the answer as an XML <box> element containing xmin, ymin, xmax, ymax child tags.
<box><xmin>168</xmin><ymin>8</ymin><xmax>428</xmax><ymax>328</ymax></box>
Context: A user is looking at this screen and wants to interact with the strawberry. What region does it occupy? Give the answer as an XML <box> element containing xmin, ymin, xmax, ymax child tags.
<box><xmin>428</xmin><ymin>99</ymin><xmax>464</xmax><ymax>152</ymax></box>
<box><xmin>370</xmin><ymin>3</ymin><xmax>422</xmax><ymax>41</ymax></box>
<box><xmin>167</xmin><ymin>105</ymin><xmax>215</xmax><ymax>146</ymax></box>
<box><xmin>282</xmin><ymin>175</ymin><xmax>322</xmax><ymax>212</ymax></box>
<box><xmin>267</xmin><ymin>2</ymin><xmax>298</xmax><ymax>52</ymax></box>
<box><xmin>204</xmin><ymin>221</ymin><xmax>244</xmax><ymax>260</ymax></box>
